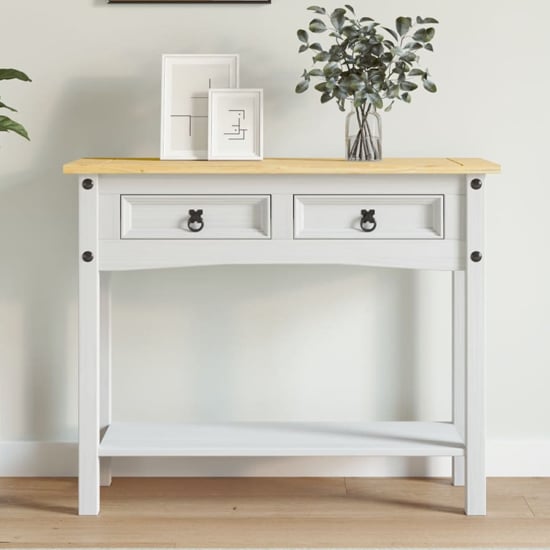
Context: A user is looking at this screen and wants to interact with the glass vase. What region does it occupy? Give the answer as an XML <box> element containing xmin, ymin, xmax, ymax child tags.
<box><xmin>345</xmin><ymin>104</ymin><xmax>382</xmax><ymax>161</ymax></box>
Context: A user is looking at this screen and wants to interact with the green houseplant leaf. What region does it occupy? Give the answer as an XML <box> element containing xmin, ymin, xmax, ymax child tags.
<box><xmin>0</xmin><ymin>69</ymin><xmax>32</xmax><ymax>82</ymax></box>
<box><xmin>0</xmin><ymin>115</ymin><xmax>30</xmax><ymax>140</ymax></box>
<box><xmin>0</xmin><ymin>68</ymin><xmax>32</xmax><ymax>141</ymax></box>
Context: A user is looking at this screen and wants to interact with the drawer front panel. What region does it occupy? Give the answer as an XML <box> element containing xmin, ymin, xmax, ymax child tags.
<box><xmin>121</xmin><ymin>195</ymin><xmax>271</xmax><ymax>239</ymax></box>
<box><xmin>294</xmin><ymin>195</ymin><xmax>444</xmax><ymax>240</ymax></box>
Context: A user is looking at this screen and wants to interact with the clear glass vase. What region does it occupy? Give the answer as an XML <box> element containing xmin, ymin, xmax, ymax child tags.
<box><xmin>345</xmin><ymin>104</ymin><xmax>382</xmax><ymax>161</ymax></box>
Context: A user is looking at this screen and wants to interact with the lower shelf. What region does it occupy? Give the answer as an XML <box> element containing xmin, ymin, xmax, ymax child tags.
<box><xmin>99</xmin><ymin>421</ymin><xmax>464</xmax><ymax>458</ymax></box>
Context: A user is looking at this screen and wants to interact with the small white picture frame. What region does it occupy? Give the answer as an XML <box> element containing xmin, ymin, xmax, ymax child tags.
<box><xmin>208</xmin><ymin>89</ymin><xmax>264</xmax><ymax>161</ymax></box>
<box><xmin>161</xmin><ymin>54</ymin><xmax>239</xmax><ymax>160</ymax></box>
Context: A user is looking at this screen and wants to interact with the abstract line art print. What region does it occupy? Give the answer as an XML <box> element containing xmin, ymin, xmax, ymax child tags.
<box><xmin>161</xmin><ymin>55</ymin><xmax>239</xmax><ymax>159</ymax></box>
<box><xmin>208</xmin><ymin>89</ymin><xmax>263</xmax><ymax>160</ymax></box>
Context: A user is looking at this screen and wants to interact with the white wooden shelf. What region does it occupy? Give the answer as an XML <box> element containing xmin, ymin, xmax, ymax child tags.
<box><xmin>99</xmin><ymin>421</ymin><xmax>464</xmax><ymax>458</ymax></box>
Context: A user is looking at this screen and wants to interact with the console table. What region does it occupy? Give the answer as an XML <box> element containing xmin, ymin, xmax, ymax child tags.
<box><xmin>63</xmin><ymin>157</ymin><xmax>500</xmax><ymax>516</ymax></box>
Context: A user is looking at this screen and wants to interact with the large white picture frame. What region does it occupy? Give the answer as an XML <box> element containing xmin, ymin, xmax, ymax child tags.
<box><xmin>161</xmin><ymin>54</ymin><xmax>239</xmax><ymax>160</ymax></box>
<box><xmin>208</xmin><ymin>89</ymin><xmax>264</xmax><ymax>161</ymax></box>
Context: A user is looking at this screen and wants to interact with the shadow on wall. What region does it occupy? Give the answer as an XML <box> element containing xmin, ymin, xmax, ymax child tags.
<box><xmin>0</xmin><ymin>76</ymin><xmax>157</xmax><ymax>440</ymax></box>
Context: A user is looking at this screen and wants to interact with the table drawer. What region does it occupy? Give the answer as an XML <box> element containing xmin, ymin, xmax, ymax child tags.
<box><xmin>294</xmin><ymin>195</ymin><xmax>444</xmax><ymax>240</ymax></box>
<box><xmin>121</xmin><ymin>195</ymin><xmax>271</xmax><ymax>239</ymax></box>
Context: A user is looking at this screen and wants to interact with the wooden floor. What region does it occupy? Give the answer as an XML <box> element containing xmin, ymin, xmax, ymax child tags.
<box><xmin>0</xmin><ymin>477</ymin><xmax>549</xmax><ymax>547</ymax></box>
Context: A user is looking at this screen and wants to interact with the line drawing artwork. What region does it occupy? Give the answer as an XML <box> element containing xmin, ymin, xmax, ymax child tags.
<box><xmin>224</xmin><ymin>110</ymin><xmax>248</xmax><ymax>141</ymax></box>
<box><xmin>171</xmin><ymin>78</ymin><xmax>212</xmax><ymax>136</ymax></box>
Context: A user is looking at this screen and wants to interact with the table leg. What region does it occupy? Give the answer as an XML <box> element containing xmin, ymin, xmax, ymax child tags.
<box><xmin>100</xmin><ymin>272</ymin><xmax>112</xmax><ymax>487</ymax></box>
<box><xmin>465</xmin><ymin>176</ymin><xmax>486</xmax><ymax>515</ymax></box>
<box><xmin>78</xmin><ymin>176</ymin><xmax>100</xmax><ymax>515</ymax></box>
<box><xmin>452</xmin><ymin>270</ymin><xmax>465</xmax><ymax>487</ymax></box>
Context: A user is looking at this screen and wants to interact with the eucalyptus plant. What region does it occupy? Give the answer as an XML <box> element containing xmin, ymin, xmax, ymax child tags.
<box><xmin>296</xmin><ymin>5</ymin><xmax>438</xmax><ymax>159</ymax></box>
<box><xmin>0</xmin><ymin>68</ymin><xmax>32</xmax><ymax>141</ymax></box>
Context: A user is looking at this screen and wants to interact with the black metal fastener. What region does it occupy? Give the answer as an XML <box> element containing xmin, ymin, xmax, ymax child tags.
<box><xmin>82</xmin><ymin>251</ymin><xmax>94</xmax><ymax>262</ymax></box>
<box><xmin>82</xmin><ymin>178</ymin><xmax>94</xmax><ymax>190</ymax></box>
<box><xmin>471</xmin><ymin>179</ymin><xmax>482</xmax><ymax>190</ymax></box>
<box><xmin>470</xmin><ymin>251</ymin><xmax>483</xmax><ymax>263</ymax></box>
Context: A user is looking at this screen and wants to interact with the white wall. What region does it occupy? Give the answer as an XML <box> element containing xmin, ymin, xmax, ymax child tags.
<box><xmin>1</xmin><ymin>0</ymin><xmax>549</xmax><ymax>475</ymax></box>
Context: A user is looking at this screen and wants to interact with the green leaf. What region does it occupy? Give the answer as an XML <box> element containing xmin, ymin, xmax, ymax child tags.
<box><xmin>404</xmin><ymin>41</ymin><xmax>424</xmax><ymax>51</ymax></box>
<box><xmin>0</xmin><ymin>69</ymin><xmax>32</xmax><ymax>82</ymax></box>
<box><xmin>313</xmin><ymin>51</ymin><xmax>331</xmax><ymax>62</ymax></box>
<box><xmin>321</xmin><ymin>92</ymin><xmax>333</xmax><ymax>103</ymax></box>
<box><xmin>400</xmin><ymin>81</ymin><xmax>418</xmax><ymax>91</ymax></box>
<box><xmin>308</xmin><ymin>68</ymin><xmax>324</xmax><ymax>77</ymax></box>
<box><xmin>323</xmin><ymin>62</ymin><xmax>341</xmax><ymax>78</ymax></box>
<box><xmin>295</xmin><ymin>80</ymin><xmax>309</xmax><ymax>94</ymax></box>
<box><xmin>423</xmin><ymin>79</ymin><xmax>437</xmax><ymax>93</ymax></box>
<box><xmin>330</xmin><ymin>9</ymin><xmax>346</xmax><ymax>32</ymax></box>
<box><xmin>0</xmin><ymin>101</ymin><xmax>17</xmax><ymax>112</ymax></box>
<box><xmin>424</xmin><ymin>43</ymin><xmax>434</xmax><ymax>52</ymax></box>
<box><xmin>366</xmin><ymin>93</ymin><xmax>383</xmax><ymax>109</ymax></box>
<box><xmin>297</xmin><ymin>29</ymin><xmax>309</xmax><ymax>43</ymax></box>
<box><xmin>412</xmin><ymin>27</ymin><xmax>436</xmax><ymax>43</ymax></box>
<box><xmin>408</xmin><ymin>69</ymin><xmax>425</xmax><ymax>77</ymax></box>
<box><xmin>307</xmin><ymin>5</ymin><xmax>326</xmax><ymax>14</ymax></box>
<box><xmin>382</xmin><ymin>26</ymin><xmax>399</xmax><ymax>41</ymax></box>
<box><xmin>401</xmin><ymin>92</ymin><xmax>412</xmax><ymax>103</ymax></box>
<box><xmin>401</xmin><ymin>52</ymin><xmax>417</xmax><ymax>63</ymax></box>
<box><xmin>309</xmin><ymin>42</ymin><xmax>323</xmax><ymax>52</ymax></box>
<box><xmin>0</xmin><ymin>115</ymin><xmax>30</xmax><ymax>140</ymax></box>
<box><xmin>309</xmin><ymin>19</ymin><xmax>328</xmax><ymax>33</ymax></box>
<box><xmin>384</xmin><ymin>100</ymin><xmax>395</xmax><ymax>112</ymax></box>
<box><xmin>360</xmin><ymin>17</ymin><xmax>374</xmax><ymax>22</ymax></box>
<box><xmin>396</xmin><ymin>17</ymin><xmax>412</xmax><ymax>37</ymax></box>
<box><xmin>344</xmin><ymin>4</ymin><xmax>355</xmax><ymax>15</ymax></box>
<box><xmin>388</xmin><ymin>84</ymin><xmax>401</xmax><ymax>98</ymax></box>
<box><xmin>299</xmin><ymin>44</ymin><xmax>308</xmax><ymax>53</ymax></box>
<box><xmin>422</xmin><ymin>17</ymin><xmax>439</xmax><ymax>24</ymax></box>
<box><xmin>333</xmin><ymin>86</ymin><xmax>349</xmax><ymax>101</ymax></box>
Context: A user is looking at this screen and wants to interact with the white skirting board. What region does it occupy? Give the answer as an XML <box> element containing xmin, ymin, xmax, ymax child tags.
<box><xmin>0</xmin><ymin>440</ymin><xmax>549</xmax><ymax>477</ymax></box>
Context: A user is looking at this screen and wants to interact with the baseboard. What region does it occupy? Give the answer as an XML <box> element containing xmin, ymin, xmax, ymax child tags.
<box><xmin>1</xmin><ymin>440</ymin><xmax>549</xmax><ymax>477</ymax></box>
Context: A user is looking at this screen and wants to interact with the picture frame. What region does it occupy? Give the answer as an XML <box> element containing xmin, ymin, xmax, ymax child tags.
<box><xmin>208</xmin><ymin>89</ymin><xmax>263</xmax><ymax>161</ymax></box>
<box><xmin>161</xmin><ymin>54</ymin><xmax>239</xmax><ymax>160</ymax></box>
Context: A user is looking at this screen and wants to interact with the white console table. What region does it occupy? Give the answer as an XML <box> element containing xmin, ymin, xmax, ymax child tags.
<box><xmin>63</xmin><ymin>157</ymin><xmax>500</xmax><ymax>516</ymax></box>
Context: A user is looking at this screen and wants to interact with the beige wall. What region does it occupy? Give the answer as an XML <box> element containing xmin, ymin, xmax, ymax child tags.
<box><xmin>1</xmin><ymin>0</ymin><xmax>549</xmax><ymax>472</ymax></box>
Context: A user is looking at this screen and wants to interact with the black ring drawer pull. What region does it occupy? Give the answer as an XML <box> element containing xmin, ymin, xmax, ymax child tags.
<box><xmin>187</xmin><ymin>209</ymin><xmax>204</xmax><ymax>233</ymax></box>
<box><xmin>360</xmin><ymin>209</ymin><xmax>377</xmax><ymax>233</ymax></box>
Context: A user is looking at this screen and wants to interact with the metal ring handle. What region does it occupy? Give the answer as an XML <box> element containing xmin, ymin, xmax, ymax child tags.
<box><xmin>187</xmin><ymin>209</ymin><xmax>204</xmax><ymax>233</ymax></box>
<box><xmin>360</xmin><ymin>209</ymin><xmax>377</xmax><ymax>233</ymax></box>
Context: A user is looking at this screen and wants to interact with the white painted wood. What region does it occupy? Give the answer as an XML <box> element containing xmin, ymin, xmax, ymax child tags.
<box><xmin>99</xmin><ymin>271</ymin><xmax>112</xmax><ymax>487</ymax></box>
<box><xmin>452</xmin><ymin>270</ymin><xmax>466</xmax><ymax>487</ymax></box>
<box><xmin>465</xmin><ymin>175</ymin><xmax>486</xmax><ymax>515</ymax></box>
<box><xmin>270</xmin><ymin>193</ymin><xmax>294</xmax><ymax>240</ymax></box>
<box><xmin>99</xmin><ymin>239</ymin><xmax>465</xmax><ymax>272</ymax></box>
<box><xmin>294</xmin><ymin>194</ymin><xmax>444</xmax><ymax>239</ymax></box>
<box><xmin>99</xmin><ymin>421</ymin><xmax>464</xmax><ymax>458</ymax></box>
<box><xmin>78</xmin><ymin>175</ymin><xmax>100</xmax><ymax>515</ymax></box>
<box><xmin>100</xmin><ymin>174</ymin><xmax>465</xmax><ymax>196</ymax></box>
<box><xmin>120</xmin><ymin>194</ymin><xmax>271</xmax><ymax>240</ymax></box>
<box><xmin>98</xmin><ymin>194</ymin><xmax>120</xmax><ymax>240</ymax></box>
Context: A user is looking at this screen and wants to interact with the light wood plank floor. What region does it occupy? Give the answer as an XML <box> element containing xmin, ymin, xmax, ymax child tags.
<box><xmin>0</xmin><ymin>477</ymin><xmax>549</xmax><ymax>547</ymax></box>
